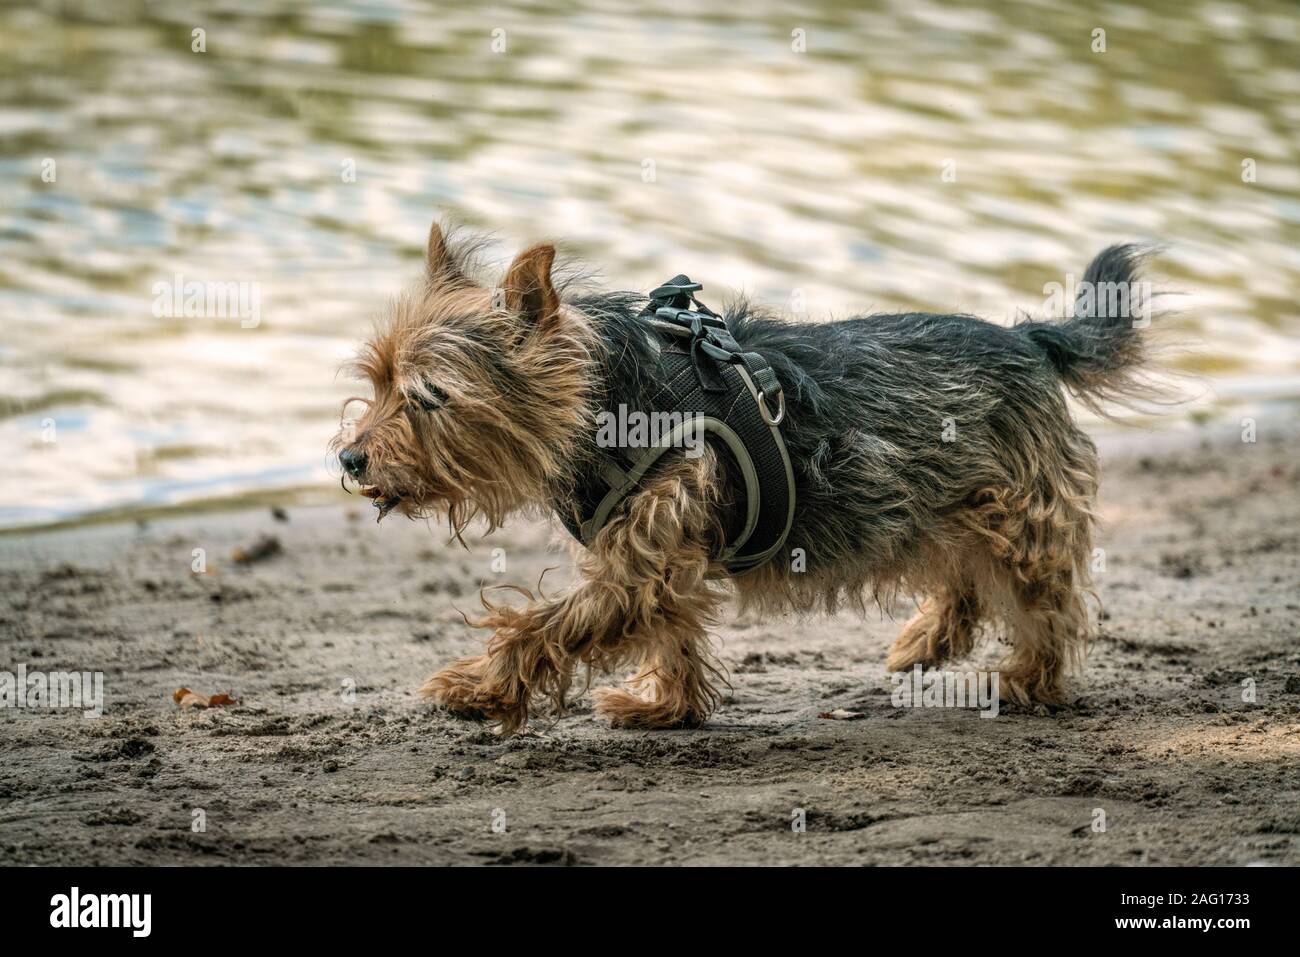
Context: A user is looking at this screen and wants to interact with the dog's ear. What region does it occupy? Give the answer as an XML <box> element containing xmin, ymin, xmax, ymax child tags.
<box><xmin>425</xmin><ymin>221</ymin><xmax>462</xmax><ymax>286</ymax></box>
<box><xmin>500</xmin><ymin>243</ymin><xmax>561</xmax><ymax>333</ymax></box>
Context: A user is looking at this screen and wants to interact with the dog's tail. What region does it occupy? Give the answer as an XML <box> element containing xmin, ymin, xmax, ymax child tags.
<box><xmin>1016</xmin><ymin>243</ymin><xmax>1173</xmax><ymax>415</ymax></box>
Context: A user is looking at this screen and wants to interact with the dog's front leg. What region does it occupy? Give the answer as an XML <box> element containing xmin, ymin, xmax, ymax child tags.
<box><xmin>418</xmin><ymin>599</ymin><xmax>569</xmax><ymax>734</ymax></box>
<box><xmin>422</xmin><ymin>456</ymin><xmax>725</xmax><ymax>733</ymax></box>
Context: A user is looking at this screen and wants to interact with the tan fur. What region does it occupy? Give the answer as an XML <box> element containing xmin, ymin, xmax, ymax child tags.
<box><xmin>330</xmin><ymin>260</ymin><xmax>595</xmax><ymax>539</ymax></box>
<box><xmin>420</xmin><ymin>451</ymin><xmax>727</xmax><ymax>732</ymax></box>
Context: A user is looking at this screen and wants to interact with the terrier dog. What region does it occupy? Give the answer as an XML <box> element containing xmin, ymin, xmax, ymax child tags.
<box><xmin>335</xmin><ymin>220</ymin><xmax>1161</xmax><ymax>733</ymax></box>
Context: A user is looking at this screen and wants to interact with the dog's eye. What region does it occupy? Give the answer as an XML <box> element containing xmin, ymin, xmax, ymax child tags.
<box><xmin>409</xmin><ymin>383</ymin><xmax>449</xmax><ymax>412</ymax></box>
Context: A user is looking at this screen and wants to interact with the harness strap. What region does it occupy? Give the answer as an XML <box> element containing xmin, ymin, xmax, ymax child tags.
<box><xmin>652</xmin><ymin>308</ymin><xmax>786</xmax><ymax>426</ymax></box>
<box><xmin>558</xmin><ymin>276</ymin><xmax>796</xmax><ymax>576</ymax></box>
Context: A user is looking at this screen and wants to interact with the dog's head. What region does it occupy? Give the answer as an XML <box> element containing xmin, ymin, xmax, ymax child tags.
<box><xmin>332</xmin><ymin>220</ymin><xmax>594</xmax><ymax>535</ymax></box>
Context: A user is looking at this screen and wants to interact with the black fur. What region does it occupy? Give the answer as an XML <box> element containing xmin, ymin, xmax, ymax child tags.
<box><xmin>569</xmin><ymin>245</ymin><xmax>1157</xmax><ymax>581</ymax></box>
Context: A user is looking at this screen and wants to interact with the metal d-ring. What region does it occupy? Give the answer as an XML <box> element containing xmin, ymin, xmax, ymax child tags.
<box><xmin>757</xmin><ymin>389</ymin><xmax>785</xmax><ymax>427</ymax></box>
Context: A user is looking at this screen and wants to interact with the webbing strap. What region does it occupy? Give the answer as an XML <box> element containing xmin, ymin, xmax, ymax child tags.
<box><xmin>560</xmin><ymin>276</ymin><xmax>796</xmax><ymax>575</ymax></box>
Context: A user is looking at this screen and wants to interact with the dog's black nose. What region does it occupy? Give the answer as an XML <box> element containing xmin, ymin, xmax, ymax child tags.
<box><xmin>339</xmin><ymin>448</ymin><xmax>368</xmax><ymax>479</ymax></box>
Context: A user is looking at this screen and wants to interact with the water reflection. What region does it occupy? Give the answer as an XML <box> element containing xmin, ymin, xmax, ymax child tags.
<box><xmin>1</xmin><ymin>0</ymin><xmax>1297</xmax><ymax>528</ymax></box>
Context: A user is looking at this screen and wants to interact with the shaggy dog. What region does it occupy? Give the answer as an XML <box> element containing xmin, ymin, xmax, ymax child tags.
<box><xmin>334</xmin><ymin>220</ymin><xmax>1162</xmax><ymax>733</ymax></box>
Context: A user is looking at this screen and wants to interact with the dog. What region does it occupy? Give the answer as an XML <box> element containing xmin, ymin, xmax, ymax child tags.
<box><xmin>334</xmin><ymin>219</ymin><xmax>1162</xmax><ymax>733</ymax></box>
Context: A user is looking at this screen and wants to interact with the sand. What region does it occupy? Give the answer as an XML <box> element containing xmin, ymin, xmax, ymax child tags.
<box><xmin>1</xmin><ymin>422</ymin><xmax>1297</xmax><ymax>866</ymax></box>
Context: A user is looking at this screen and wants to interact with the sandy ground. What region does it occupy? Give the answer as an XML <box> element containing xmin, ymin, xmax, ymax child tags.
<box><xmin>1</xmin><ymin>423</ymin><xmax>1297</xmax><ymax>866</ymax></box>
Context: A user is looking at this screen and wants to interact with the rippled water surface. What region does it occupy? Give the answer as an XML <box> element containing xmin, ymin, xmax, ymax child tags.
<box><xmin>2</xmin><ymin>0</ymin><xmax>1298</xmax><ymax>528</ymax></box>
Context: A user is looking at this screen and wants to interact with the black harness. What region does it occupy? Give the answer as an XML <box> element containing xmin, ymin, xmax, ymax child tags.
<box><xmin>556</xmin><ymin>277</ymin><xmax>796</xmax><ymax>575</ymax></box>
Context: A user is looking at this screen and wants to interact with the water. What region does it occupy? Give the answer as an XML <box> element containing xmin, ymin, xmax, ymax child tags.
<box><xmin>2</xmin><ymin>0</ymin><xmax>1298</xmax><ymax>530</ymax></box>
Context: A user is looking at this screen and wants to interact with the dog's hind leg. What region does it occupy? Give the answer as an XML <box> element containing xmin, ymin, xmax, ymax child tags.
<box><xmin>885</xmin><ymin>582</ymin><xmax>982</xmax><ymax>672</ymax></box>
<box><xmin>959</xmin><ymin>438</ymin><xmax>1097</xmax><ymax>705</ymax></box>
<box><xmin>996</xmin><ymin>558</ymin><xmax>1088</xmax><ymax>706</ymax></box>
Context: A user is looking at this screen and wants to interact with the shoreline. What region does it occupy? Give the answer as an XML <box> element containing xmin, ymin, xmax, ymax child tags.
<box><xmin>8</xmin><ymin>384</ymin><xmax>1300</xmax><ymax>540</ymax></box>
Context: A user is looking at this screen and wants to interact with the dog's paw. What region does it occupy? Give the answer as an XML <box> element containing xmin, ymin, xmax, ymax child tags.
<box><xmin>885</xmin><ymin>632</ymin><xmax>938</xmax><ymax>673</ymax></box>
<box><xmin>592</xmin><ymin>686</ymin><xmax>707</xmax><ymax>730</ymax></box>
<box><xmin>420</xmin><ymin>655</ymin><xmax>530</xmax><ymax>733</ymax></box>
<box><xmin>886</xmin><ymin>599</ymin><xmax>967</xmax><ymax>672</ymax></box>
<box><xmin>996</xmin><ymin>666</ymin><xmax>1067</xmax><ymax>710</ymax></box>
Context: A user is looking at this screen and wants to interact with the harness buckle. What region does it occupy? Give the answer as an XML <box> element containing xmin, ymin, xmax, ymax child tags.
<box><xmin>654</xmin><ymin>306</ymin><xmax>726</xmax><ymax>331</ymax></box>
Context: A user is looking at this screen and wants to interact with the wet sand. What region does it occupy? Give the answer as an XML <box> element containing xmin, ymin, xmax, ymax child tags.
<box><xmin>1</xmin><ymin>423</ymin><xmax>1297</xmax><ymax>866</ymax></box>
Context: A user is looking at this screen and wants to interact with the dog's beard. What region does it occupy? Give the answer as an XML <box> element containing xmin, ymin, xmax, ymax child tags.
<box><xmin>351</xmin><ymin>474</ymin><xmax>466</xmax><ymax>536</ymax></box>
<box><xmin>344</xmin><ymin>449</ymin><xmax>539</xmax><ymax>542</ymax></box>
<box><xmin>359</xmin><ymin>484</ymin><xmax>404</xmax><ymax>520</ymax></box>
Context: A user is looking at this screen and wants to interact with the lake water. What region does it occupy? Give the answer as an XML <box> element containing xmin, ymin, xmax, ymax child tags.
<box><xmin>2</xmin><ymin>0</ymin><xmax>1298</xmax><ymax>530</ymax></box>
